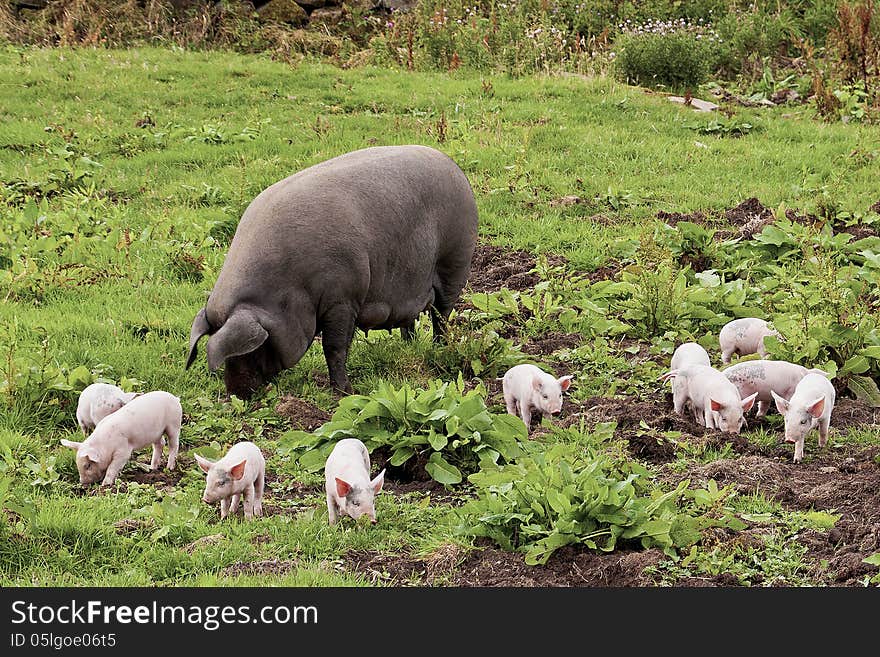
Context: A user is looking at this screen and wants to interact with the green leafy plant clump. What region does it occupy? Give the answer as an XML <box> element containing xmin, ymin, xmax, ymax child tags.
<box><xmin>455</xmin><ymin>442</ymin><xmax>746</xmax><ymax>565</ymax></box>
<box><xmin>282</xmin><ymin>377</ymin><xmax>530</xmax><ymax>485</ymax></box>
<box><xmin>613</xmin><ymin>20</ymin><xmax>724</xmax><ymax>91</ymax></box>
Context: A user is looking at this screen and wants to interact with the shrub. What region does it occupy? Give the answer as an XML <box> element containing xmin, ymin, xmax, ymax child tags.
<box><xmin>455</xmin><ymin>442</ymin><xmax>746</xmax><ymax>564</ymax></box>
<box><xmin>613</xmin><ymin>19</ymin><xmax>722</xmax><ymax>90</ymax></box>
<box><xmin>281</xmin><ymin>377</ymin><xmax>530</xmax><ymax>485</ymax></box>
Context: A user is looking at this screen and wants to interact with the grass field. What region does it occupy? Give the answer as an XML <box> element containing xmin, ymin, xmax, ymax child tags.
<box><xmin>1</xmin><ymin>47</ymin><xmax>879</xmax><ymax>586</ymax></box>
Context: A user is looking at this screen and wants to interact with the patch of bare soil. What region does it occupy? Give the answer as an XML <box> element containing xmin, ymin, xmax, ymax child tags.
<box><xmin>656</xmin><ymin>209</ymin><xmax>710</xmax><ymax>226</ymax></box>
<box><xmin>838</xmin><ymin>224</ymin><xmax>880</xmax><ymax>240</ymax></box>
<box><xmin>222</xmin><ymin>559</ymin><xmax>297</xmax><ymax>577</ymax></box>
<box><xmin>382</xmin><ymin>479</ymin><xmax>468</xmax><ymax>506</ymax></box>
<box><xmin>725</xmin><ymin>197</ymin><xmax>773</xmax><ymax>226</ymax></box>
<box><xmin>521</xmin><ymin>331</ymin><xmax>583</xmax><ymax>358</ymax></box>
<box><xmin>871</xmin><ymin>199</ymin><xmax>880</xmax><ymax>215</ymax></box>
<box><xmin>127</xmin><ymin>468</ymin><xmax>184</xmax><ymax>487</ymax></box>
<box><xmin>720</xmin><ymin>197</ymin><xmax>775</xmax><ymax>240</ymax></box>
<box><xmin>831</xmin><ymin>397</ymin><xmax>880</xmax><ymax>429</ymax></box>
<box><xmin>557</xmin><ymin>392</ymin><xmax>717</xmax><ymax>464</ymax></box>
<box><xmin>465</xmin><ymin>243</ymin><xmax>567</xmax><ymax>294</ymax></box>
<box><xmin>664</xmin><ymin>446</ymin><xmax>880</xmax><ymax>585</ymax></box>
<box><xmin>370</xmin><ymin>448</ymin><xmax>432</xmax><ymax>483</ymax></box>
<box><xmin>275</xmin><ymin>395</ymin><xmax>330</xmax><ymax>431</ymax></box>
<box><xmin>343</xmin><ymin>544</ymin><xmax>667</xmax><ymax>586</ymax></box>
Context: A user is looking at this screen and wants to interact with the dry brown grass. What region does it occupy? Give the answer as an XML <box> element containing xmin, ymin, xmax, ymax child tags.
<box><xmin>0</xmin><ymin>0</ymin><xmax>264</xmax><ymax>49</ymax></box>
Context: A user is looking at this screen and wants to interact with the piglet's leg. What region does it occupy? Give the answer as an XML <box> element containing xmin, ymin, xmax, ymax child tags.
<box><xmin>150</xmin><ymin>438</ymin><xmax>165</xmax><ymax>471</ymax></box>
<box><xmin>520</xmin><ymin>405</ymin><xmax>532</xmax><ymax>431</ymax></box>
<box><xmin>166</xmin><ymin>426</ymin><xmax>180</xmax><ymax>471</ymax></box>
<box><xmin>818</xmin><ymin>419</ymin><xmax>830</xmax><ymax>448</ymax></box>
<box><xmin>220</xmin><ymin>497</ymin><xmax>231</xmax><ymax>520</ymax></box>
<box><xmin>243</xmin><ymin>483</ymin><xmax>256</xmax><ymax>520</ymax></box>
<box><xmin>756</xmin><ymin>401</ymin><xmax>770</xmax><ymax>418</ymax></box>
<box><xmin>253</xmin><ymin>468</ymin><xmax>264</xmax><ymax>518</ymax></box>
<box><xmin>703</xmin><ymin>402</ymin><xmax>715</xmax><ymax>429</ymax></box>
<box><xmin>793</xmin><ymin>439</ymin><xmax>805</xmax><ymax>463</ymax></box>
<box><xmin>327</xmin><ymin>493</ymin><xmax>338</xmax><ymax>525</ymax></box>
<box><xmin>229</xmin><ymin>494</ymin><xmax>241</xmax><ymax>516</ymax></box>
<box><xmin>504</xmin><ymin>392</ymin><xmax>517</xmax><ymax>416</ymax></box>
<box><xmin>102</xmin><ymin>452</ymin><xmax>130</xmax><ymax>486</ymax></box>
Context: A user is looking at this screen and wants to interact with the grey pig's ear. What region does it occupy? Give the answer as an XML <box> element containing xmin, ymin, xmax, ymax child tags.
<box><xmin>205</xmin><ymin>310</ymin><xmax>269</xmax><ymax>372</ymax></box>
<box><xmin>186</xmin><ymin>308</ymin><xmax>212</xmax><ymax>369</ymax></box>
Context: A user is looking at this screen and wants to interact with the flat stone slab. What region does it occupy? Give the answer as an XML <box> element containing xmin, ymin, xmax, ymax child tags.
<box><xmin>668</xmin><ymin>96</ymin><xmax>719</xmax><ymax>112</ymax></box>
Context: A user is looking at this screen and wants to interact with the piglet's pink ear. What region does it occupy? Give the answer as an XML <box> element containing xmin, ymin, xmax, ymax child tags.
<box><xmin>229</xmin><ymin>460</ymin><xmax>247</xmax><ymax>481</ymax></box>
<box><xmin>371</xmin><ymin>469</ymin><xmax>385</xmax><ymax>494</ymax></box>
<box><xmin>194</xmin><ymin>454</ymin><xmax>213</xmax><ymax>474</ymax></box>
<box><xmin>531</xmin><ymin>376</ymin><xmax>542</xmax><ymax>391</ymax></box>
<box><xmin>335</xmin><ymin>477</ymin><xmax>352</xmax><ymax>498</ymax></box>
<box><xmin>806</xmin><ymin>397</ymin><xmax>826</xmax><ymax>418</ymax></box>
<box><xmin>741</xmin><ymin>392</ymin><xmax>759</xmax><ymax>412</ymax></box>
<box><xmin>710</xmin><ymin>399</ymin><xmax>724</xmax><ymax>412</ymax></box>
<box><xmin>558</xmin><ymin>375</ymin><xmax>573</xmax><ymax>391</ymax></box>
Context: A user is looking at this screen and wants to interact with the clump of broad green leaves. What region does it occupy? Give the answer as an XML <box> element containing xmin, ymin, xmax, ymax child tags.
<box><xmin>281</xmin><ymin>377</ymin><xmax>529</xmax><ymax>485</ymax></box>
<box><xmin>454</xmin><ymin>441</ymin><xmax>745</xmax><ymax>565</ymax></box>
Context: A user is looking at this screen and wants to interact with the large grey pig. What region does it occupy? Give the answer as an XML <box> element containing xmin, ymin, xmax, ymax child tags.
<box><xmin>186</xmin><ymin>145</ymin><xmax>478</xmax><ymax>398</ymax></box>
<box><xmin>723</xmin><ymin>360</ymin><xmax>828</xmax><ymax>417</ymax></box>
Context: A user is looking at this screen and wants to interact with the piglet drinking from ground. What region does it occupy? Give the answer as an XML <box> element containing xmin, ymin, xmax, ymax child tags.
<box><xmin>719</xmin><ymin>318</ymin><xmax>779</xmax><ymax>363</ymax></box>
<box><xmin>723</xmin><ymin>359</ymin><xmax>827</xmax><ymax>417</ymax></box>
<box><xmin>502</xmin><ymin>363</ymin><xmax>573</xmax><ymax>430</ymax></box>
<box><xmin>76</xmin><ymin>383</ymin><xmax>139</xmax><ymax>436</ymax></box>
<box><xmin>325</xmin><ymin>438</ymin><xmax>384</xmax><ymax>525</ymax></box>
<box><xmin>771</xmin><ymin>372</ymin><xmax>836</xmax><ymax>463</ymax></box>
<box><xmin>195</xmin><ymin>441</ymin><xmax>265</xmax><ymax>520</ymax></box>
<box><xmin>60</xmin><ymin>390</ymin><xmax>181</xmax><ymax>486</ymax></box>
<box><xmin>662</xmin><ymin>365</ymin><xmax>758</xmax><ymax>433</ymax></box>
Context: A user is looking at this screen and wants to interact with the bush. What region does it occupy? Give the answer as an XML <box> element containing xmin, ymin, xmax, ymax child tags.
<box><xmin>613</xmin><ymin>20</ymin><xmax>722</xmax><ymax>90</ymax></box>
<box><xmin>281</xmin><ymin>377</ymin><xmax>530</xmax><ymax>485</ymax></box>
<box><xmin>455</xmin><ymin>441</ymin><xmax>746</xmax><ymax>564</ymax></box>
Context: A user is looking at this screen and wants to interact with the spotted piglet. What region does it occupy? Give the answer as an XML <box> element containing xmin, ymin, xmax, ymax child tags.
<box><xmin>325</xmin><ymin>438</ymin><xmax>385</xmax><ymax>525</ymax></box>
<box><xmin>76</xmin><ymin>383</ymin><xmax>139</xmax><ymax>436</ymax></box>
<box><xmin>195</xmin><ymin>441</ymin><xmax>265</xmax><ymax>520</ymax></box>
<box><xmin>723</xmin><ymin>359</ymin><xmax>827</xmax><ymax>417</ymax></box>
<box><xmin>501</xmin><ymin>363</ymin><xmax>573</xmax><ymax>431</ymax></box>
<box><xmin>719</xmin><ymin>318</ymin><xmax>779</xmax><ymax>363</ymax></box>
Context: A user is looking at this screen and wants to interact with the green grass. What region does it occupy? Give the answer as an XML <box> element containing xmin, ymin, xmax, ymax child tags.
<box><xmin>1</xmin><ymin>47</ymin><xmax>879</xmax><ymax>586</ymax></box>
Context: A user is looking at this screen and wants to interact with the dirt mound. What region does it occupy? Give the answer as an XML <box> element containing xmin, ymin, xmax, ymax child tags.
<box><xmin>127</xmin><ymin>469</ymin><xmax>183</xmax><ymax>486</ymax></box>
<box><xmin>835</xmin><ymin>223</ymin><xmax>879</xmax><ymax>240</ymax></box>
<box><xmin>466</xmin><ymin>244</ymin><xmax>567</xmax><ymax>294</ymax></box>
<box><xmin>725</xmin><ymin>197</ymin><xmax>773</xmax><ymax>226</ymax></box>
<box><xmin>275</xmin><ymin>395</ymin><xmax>330</xmax><ymax>431</ymax></box>
<box><xmin>656</xmin><ymin>210</ymin><xmax>709</xmax><ymax>226</ymax></box>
